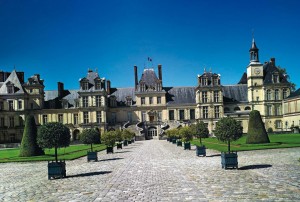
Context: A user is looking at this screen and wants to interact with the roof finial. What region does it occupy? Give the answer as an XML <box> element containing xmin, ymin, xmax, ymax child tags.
<box><xmin>252</xmin><ymin>29</ymin><xmax>255</xmax><ymax>40</ymax></box>
<box><xmin>204</xmin><ymin>67</ymin><xmax>206</xmax><ymax>73</ymax></box>
<box><xmin>209</xmin><ymin>67</ymin><xmax>212</xmax><ymax>73</ymax></box>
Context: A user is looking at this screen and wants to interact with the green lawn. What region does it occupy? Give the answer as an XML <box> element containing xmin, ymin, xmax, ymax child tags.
<box><xmin>0</xmin><ymin>144</ymin><xmax>106</xmax><ymax>163</ymax></box>
<box><xmin>191</xmin><ymin>133</ymin><xmax>300</xmax><ymax>152</ymax></box>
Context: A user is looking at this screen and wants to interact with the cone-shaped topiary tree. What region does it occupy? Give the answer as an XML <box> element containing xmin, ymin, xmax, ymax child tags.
<box><xmin>79</xmin><ymin>128</ymin><xmax>99</xmax><ymax>152</ymax></box>
<box><xmin>37</xmin><ymin>122</ymin><xmax>71</xmax><ymax>162</ymax></box>
<box><xmin>214</xmin><ymin>117</ymin><xmax>243</xmax><ymax>152</ymax></box>
<box><xmin>19</xmin><ymin>115</ymin><xmax>44</xmax><ymax>157</ymax></box>
<box><xmin>246</xmin><ymin>110</ymin><xmax>270</xmax><ymax>144</ymax></box>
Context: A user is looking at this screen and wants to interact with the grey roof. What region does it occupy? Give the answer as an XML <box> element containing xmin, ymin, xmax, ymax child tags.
<box><xmin>111</xmin><ymin>87</ymin><xmax>136</xmax><ymax>102</ymax></box>
<box><xmin>238</xmin><ymin>72</ymin><xmax>247</xmax><ymax>84</ymax></box>
<box><xmin>250</xmin><ymin>38</ymin><xmax>258</xmax><ymax>50</ymax></box>
<box><xmin>263</xmin><ymin>62</ymin><xmax>289</xmax><ymax>84</ymax></box>
<box><xmin>166</xmin><ymin>87</ymin><xmax>196</xmax><ymax>105</ymax></box>
<box><xmin>45</xmin><ymin>90</ymin><xmax>79</xmax><ymax>103</ymax></box>
<box><xmin>44</xmin><ymin>90</ymin><xmax>58</xmax><ymax>101</ymax></box>
<box><xmin>286</xmin><ymin>88</ymin><xmax>300</xmax><ymax>99</ymax></box>
<box><xmin>222</xmin><ymin>84</ymin><xmax>248</xmax><ymax>102</ymax></box>
<box><xmin>62</xmin><ymin>90</ymin><xmax>79</xmax><ymax>106</ymax></box>
<box><xmin>0</xmin><ymin>70</ymin><xmax>25</xmax><ymax>94</ymax></box>
<box><xmin>85</xmin><ymin>70</ymin><xmax>100</xmax><ymax>86</ymax></box>
<box><xmin>139</xmin><ymin>69</ymin><xmax>159</xmax><ymax>87</ymax></box>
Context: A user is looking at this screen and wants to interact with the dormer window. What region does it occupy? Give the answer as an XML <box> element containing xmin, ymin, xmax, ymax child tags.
<box><xmin>156</xmin><ymin>81</ymin><xmax>162</xmax><ymax>91</ymax></box>
<box><xmin>140</xmin><ymin>82</ymin><xmax>145</xmax><ymax>92</ymax></box>
<box><xmin>273</xmin><ymin>73</ymin><xmax>279</xmax><ymax>83</ymax></box>
<box><xmin>95</xmin><ymin>81</ymin><xmax>101</xmax><ymax>90</ymax></box>
<box><xmin>213</xmin><ymin>78</ymin><xmax>219</xmax><ymax>86</ymax></box>
<box><xmin>82</xmin><ymin>82</ymin><xmax>89</xmax><ymax>90</ymax></box>
<box><xmin>126</xmin><ymin>96</ymin><xmax>132</xmax><ymax>106</ymax></box>
<box><xmin>202</xmin><ymin>78</ymin><xmax>208</xmax><ymax>86</ymax></box>
<box><xmin>7</xmin><ymin>85</ymin><xmax>14</xmax><ymax>94</ymax></box>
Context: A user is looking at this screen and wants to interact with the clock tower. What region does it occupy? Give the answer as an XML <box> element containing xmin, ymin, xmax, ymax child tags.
<box><xmin>247</xmin><ymin>38</ymin><xmax>264</xmax><ymax>105</ymax></box>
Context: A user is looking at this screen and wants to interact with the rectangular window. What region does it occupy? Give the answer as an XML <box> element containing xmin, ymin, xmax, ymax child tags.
<box><xmin>141</xmin><ymin>111</ymin><xmax>147</xmax><ymax>122</ymax></box>
<box><xmin>75</xmin><ymin>101</ymin><xmax>79</xmax><ymax>108</ymax></box>
<box><xmin>283</xmin><ymin>89</ymin><xmax>288</xmax><ymax>99</ymax></box>
<box><xmin>275</xmin><ymin>89</ymin><xmax>279</xmax><ymax>100</ymax></box>
<box><xmin>214</xmin><ymin>106</ymin><xmax>220</xmax><ymax>118</ymax></box>
<box><xmin>149</xmin><ymin>97</ymin><xmax>153</xmax><ymax>105</ymax></box>
<box><xmin>267</xmin><ymin>105</ymin><xmax>272</xmax><ymax>116</ymax></box>
<box><xmin>179</xmin><ymin>110</ymin><xmax>184</xmax><ymax>120</ymax></box>
<box><xmin>19</xmin><ymin>117</ymin><xmax>24</xmax><ymax>126</ymax></box>
<box><xmin>73</xmin><ymin>114</ymin><xmax>78</xmax><ymax>125</ymax></box>
<box><xmin>169</xmin><ymin>110</ymin><xmax>174</xmax><ymax>120</ymax></box>
<box><xmin>0</xmin><ymin>101</ymin><xmax>3</xmax><ymax>110</ymax></box>
<box><xmin>83</xmin><ymin>112</ymin><xmax>89</xmax><ymax>124</ymax></box>
<box><xmin>83</xmin><ymin>96</ymin><xmax>88</xmax><ymax>107</ymax></box>
<box><xmin>0</xmin><ymin>117</ymin><xmax>5</xmax><ymax>127</ymax></box>
<box><xmin>141</xmin><ymin>97</ymin><xmax>145</xmax><ymax>105</ymax></box>
<box><xmin>214</xmin><ymin>91</ymin><xmax>219</xmax><ymax>102</ymax></box>
<box><xmin>9</xmin><ymin>117</ymin><xmax>14</xmax><ymax>127</ymax></box>
<box><xmin>202</xmin><ymin>92</ymin><xmax>207</xmax><ymax>103</ymax></box>
<box><xmin>157</xmin><ymin>111</ymin><xmax>162</xmax><ymax>122</ymax></box>
<box><xmin>43</xmin><ymin>115</ymin><xmax>48</xmax><ymax>124</ymax></box>
<box><xmin>96</xmin><ymin>96</ymin><xmax>102</xmax><ymax>107</ymax></box>
<box><xmin>127</xmin><ymin>112</ymin><xmax>132</xmax><ymax>122</ymax></box>
<box><xmin>275</xmin><ymin>120</ymin><xmax>282</xmax><ymax>129</ymax></box>
<box><xmin>157</xmin><ymin>97</ymin><xmax>161</xmax><ymax>104</ymax></box>
<box><xmin>190</xmin><ymin>109</ymin><xmax>195</xmax><ymax>120</ymax></box>
<box><xmin>18</xmin><ymin>100</ymin><xmax>22</xmax><ymax>110</ymax></box>
<box><xmin>95</xmin><ymin>82</ymin><xmax>101</xmax><ymax>90</ymax></box>
<box><xmin>7</xmin><ymin>86</ymin><xmax>14</xmax><ymax>94</ymax></box>
<box><xmin>213</xmin><ymin>78</ymin><xmax>218</xmax><ymax>86</ymax></box>
<box><xmin>256</xmin><ymin>97</ymin><xmax>259</xmax><ymax>101</ymax></box>
<box><xmin>83</xmin><ymin>82</ymin><xmax>89</xmax><ymax>90</ymax></box>
<box><xmin>111</xmin><ymin>113</ymin><xmax>116</xmax><ymax>124</ymax></box>
<box><xmin>203</xmin><ymin>106</ymin><xmax>208</xmax><ymax>119</ymax></box>
<box><xmin>275</xmin><ymin>105</ymin><xmax>281</xmax><ymax>116</ymax></box>
<box><xmin>96</xmin><ymin>111</ymin><xmax>102</xmax><ymax>123</ymax></box>
<box><xmin>8</xmin><ymin>100</ymin><xmax>14</xmax><ymax>111</ymax></box>
<box><xmin>58</xmin><ymin>114</ymin><xmax>63</xmax><ymax>123</ymax></box>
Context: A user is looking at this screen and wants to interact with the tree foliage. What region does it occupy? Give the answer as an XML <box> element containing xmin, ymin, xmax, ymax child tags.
<box><xmin>19</xmin><ymin>115</ymin><xmax>44</xmax><ymax>157</ymax></box>
<box><xmin>166</xmin><ymin>128</ymin><xmax>179</xmax><ymax>139</ymax></box>
<box><xmin>101</xmin><ymin>131</ymin><xmax>117</xmax><ymax>147</ymax></box>
<box><xmin>190</xmin><ymin>121</ymin><xmax>209</xmax><ymax>145</ymax></box>
<box><xmin>246</xmin><ymin>110</ymin><xmax>270</xmax><ymax>144</ymax></box>
<box><xmin>277</xmin><ymin>66</ymin><xmax>296</xmax><ymax>92</ymax></box>
<box><xmin>179</xmin><ymin>127</ymin><xmax>193</xmax><ymax>142</ymax></box>
<box><xmin>214</xmin><ymin>117</ymin><xmax>243</xmax><ymax>152</ymax></box>
<box><xmin>122</xmin><ymin>129</ymin><xmax>134</xmax><ymax>141</ymax></box>
<box><xmin>79</xmin><ymin>128</ymin><xmax>100</xmax><ymax>151</ymax></box>
<box><xmin>37</xmin><ymin>122</ymin><xmax>70</xmax><ymax>162</ymax></box>
<box><xmin>115</xmin><ymin>129</ymin><xmax>123</xmax><ymax>142</ymax></box>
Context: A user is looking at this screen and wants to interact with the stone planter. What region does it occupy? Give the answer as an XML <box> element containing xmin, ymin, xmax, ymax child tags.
<box><xmin>196</xmin><ymin>145</ymin><xmax>206</xmax><ymax>157</ymax></box>
<box><xmin>48</xmin><ymin>161</ymin><xmax>66</xmax><ymax>180</ymax></box>
<box><xmin>176</xmin><ymin>140</ymin><xmax>182</xmax><ymax>146</ymax></box>
<box><xmin>184</xmin><ymin>142</ymin><xmax>191</xmax><ymax>150</ymax></box>
<box><xmin>221</xmin><ymin>152</ymin><xmax>238</xmax><ymax>169</ymax></box>
<box><xmin>87</xmin><ymin>151</ymin><xmax>98</xmax><ymax>162</ymax></box>
<box><xmin>123</xmin><ymin>140</ymin><xmax>128</xmax><ymax>146</ymax></box>
<box><xmin>167</xmin><ymin>138</ymin><xmax>170</xmax><ymax>142</ymax></box>
<box><xmin>128</xmin><ymin>140</ymin><xmax>132</xmax><ymax>144</ymax></box>
<box><xmin>172</xmin><ymin>139</ymin><xmax>177</xmax><ymax>144</ymax></box>
<box><xmin>106</xmin><ymin>146</ymin><xmax>114</xmax><ymax>154</ymax></box>
<box><xmin>117</xmin><ymin>143</ymin><xmax>122</xmax><ymax>149</ymax></box>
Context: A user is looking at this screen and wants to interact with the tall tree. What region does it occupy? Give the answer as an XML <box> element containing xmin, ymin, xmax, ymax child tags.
<box><xmin>19</xmin><ymin>115</ymin><xmax>44</xmax><ymax>157</ymax></box>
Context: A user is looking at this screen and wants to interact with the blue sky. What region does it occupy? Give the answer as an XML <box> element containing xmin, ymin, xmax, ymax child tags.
<box><xmin>0</xmin><ymin>0</ymin><xmax>300</xmax><ymax>90</ymax></box>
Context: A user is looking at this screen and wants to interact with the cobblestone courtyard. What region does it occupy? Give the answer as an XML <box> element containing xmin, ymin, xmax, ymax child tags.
<box><xmin>0</xmin><ymin>140</ymin><xmax>299</xmax><ymax>201</ymax></box>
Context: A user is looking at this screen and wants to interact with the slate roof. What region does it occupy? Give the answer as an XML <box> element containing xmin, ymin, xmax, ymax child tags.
<box><xmin>286</xmin><ymin>88</ymin><xmax>300</xmax><ymax>99</ymax></box>
<box><xmin>238</xmin><ymin>72</ymin><xmax>247</xmax><ymax>84</ymax></box>
<box><xmin>263</xmin><ymin>62</ymin><xmax>289</xmax><ymax>84</ymax></box>
<box><xmin>44</xmin><ymin>90</ymin><xmax>79</xmax><ymax>106</ymax></box>
<box><xmin>165</xmin><ymin>87</ymin><xmax>196</xmax><ymax>105</ymax></box>
<box><xmin>111</xmin><ymin>87</ymin><xmax>136</xmax><ymax>102</ymax></box>
<box><xmin>0</xmin><ymin>70</ymin><xmax>25</xmax><ymax>94</ymax></box>
<box><xmin>139</xmin><ymin>69</ymin><xmax>159</xmax><ymax>87</ymax></box>
<box><xmin>222</xmin><ymin>84</ymin><xmax>248</xmax><ymax>102</ymax></box>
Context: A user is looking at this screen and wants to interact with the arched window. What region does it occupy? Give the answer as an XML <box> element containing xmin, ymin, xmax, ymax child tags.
<box><xmin>234</xmin><ymin>107</ymin><xmax>240</xmax><ymax>111</ymax></box>
<box><xmin>245</xmin><ymin>106</ymin><xmax>251</xmax><ymax>110</ymax></box>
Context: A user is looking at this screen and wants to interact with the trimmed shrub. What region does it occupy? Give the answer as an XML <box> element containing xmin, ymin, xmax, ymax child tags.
<box><xmin>180</xmin><ymin>127</ymin><xmax>193</xmax><ymax>142</ymax></box>
<box><xmin>101</xmin><ymin>131</ymin><xmax>117</xmax><ymax>147</ymax></box>
<box><xmin>246</xmin><ymin>110</ymin><xmax>270</xmax><ymax>144</ymax></box>
<box><xmin>79</xmin><ymin>128</ymin><xmax>99</xmax><ymax>152</ymax></box>
<box><xmin>214</xmin><ymin>117</ymin><xmax>243</xmax><ymax>152</ymax></box>
<box><xmin>115</xmin><ymin>130</ymin><xmax>123</xmax><ymax>143</ymax></box>
<box><xmin>37</xmin><ymin>122</ymin><xmax>71</xmax><ymax>162</ymax></box>
<box><xmin>19</xmin><ymin>115</ymin><xmax>44</xmax><ymax>157</ymax></box>
<box><xmin>190</xmin><ymin>121</ymin><xmax>209</xmax><ymax>146</ymax></box>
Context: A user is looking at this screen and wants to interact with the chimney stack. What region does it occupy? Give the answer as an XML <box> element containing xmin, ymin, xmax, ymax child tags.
<box><xmin>134</xmin><ymin>65</ymin><xmax>138</xmax><ymax>90</ymax></box>
<box><xmin>107</xmin><ymin>80</ymin><xmax>111</xmax><ymax>95</ymax></box>
<box><xmin>158</xmin><ymin>64</ymin><xmax>162</xmax><ymax>81</ymax></box>
<box><xmin>58</xmin><ymin>82</ymin><xmax>64</xmax><ymax>98</ymax></box>
<box><xmin>270</xmin><ymin>58</ymin><xmax>275</xmax><ymax>66</ymax></box>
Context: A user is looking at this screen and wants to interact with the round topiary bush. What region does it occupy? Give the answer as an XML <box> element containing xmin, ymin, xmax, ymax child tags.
<box><xmin>37</xmin><ymin>122</ymin><xmax>71</xmax><ymax>162</ymax></box>
<box><xmin>79</xmin><ymin>128</ymin><xmax>100</xmax><ymax>152</ymax></box>
<box><xmin>190</xmin><ymin>121</ymin><xmax>209</xmax><ymax>146</ymax></box>
<box><xmin>246</xmin><ymin>110</ymin><xmax>270</xmax><ymax>144</ymax></box>
<box><xmin>101</xmin><ymin>131</ymin><xmax>117</xmax><ymax>147</ymax></box>
<box><xmin>19</xmin><ymin>115</ymin><xmax>44</xmax><ymax>157</ymax></box>
<box><xmin>180</xmin><ymin>127</ymin><xmax>193</xmax><ymax>143</ymax></box>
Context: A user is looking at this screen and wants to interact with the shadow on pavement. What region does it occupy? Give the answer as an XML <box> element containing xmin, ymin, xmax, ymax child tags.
<box><xmin>239</xmin><ymin>164</ymin><xmax>272</xmax><ymax>170</ymax></box>
<box><xmin>99</xmin><ymin>157</ymin><xmax>124</xmax><ymax>162</ymax></box>
<box><xmin>116</xmin><ymin>150</ymin><xmax>132</xmax><ymax>153</ymax></box>
<box><xmin>67</xmin><ymin>171</ymin><xmax>112</xmax><ymax>178</ymax></box>
<box><xmin>205</xmin><ymin>154</ymin><xmax>221</xmax><ymax>157</ymax></box>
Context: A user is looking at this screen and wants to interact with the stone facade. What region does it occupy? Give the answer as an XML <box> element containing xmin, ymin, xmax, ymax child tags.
<box><xmin>0</xmin><ymin>39</ymin><xmax>298</xmax><ymax>144</ymax></box>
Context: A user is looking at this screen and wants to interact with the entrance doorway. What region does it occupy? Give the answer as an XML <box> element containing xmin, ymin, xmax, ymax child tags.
<box><xmin>147</xmin><ymin>127</ymin><xmax>158</xmax><ymax>139</ymax></box>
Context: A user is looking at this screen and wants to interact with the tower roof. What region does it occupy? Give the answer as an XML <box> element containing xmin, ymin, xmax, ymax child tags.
<box><xmin>250</xmin><ymin>38</ymin><xmax>259</xmax><ymax>51</ymax></box>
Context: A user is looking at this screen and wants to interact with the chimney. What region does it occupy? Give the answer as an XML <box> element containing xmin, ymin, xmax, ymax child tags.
<box><xmin>58</xmin><ymin>82</ymin><xmax>64</xmax><ymax>98</ymax></box>
<box><xmin>158</xmin><ymin>64</ymin><xmax>162</xmax><ymax>81</ymax></box>
<box><xmin>107</xmin><ymin>80</ymin><xmax>111</xmax><ymax>95</ymax></box>
<box><xmin>270</xmin><ymin>58</ymin><xmax>275</xmax><ymax>66</ymax></box>
<box><xmin>134</xmin><ymin>65</ymin><xmax>138</xmax><ymax>90</ymax></box>
<box><xmin>0</xmin><ymin>71</ymin><xmax>4</xmax><ymax>82</ymax></box>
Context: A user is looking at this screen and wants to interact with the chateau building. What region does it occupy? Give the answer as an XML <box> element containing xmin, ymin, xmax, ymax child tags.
<box><xmin>0</xmin><ymin>39</ymin><xmax>297</xmax><ymax>144</ymax></box>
